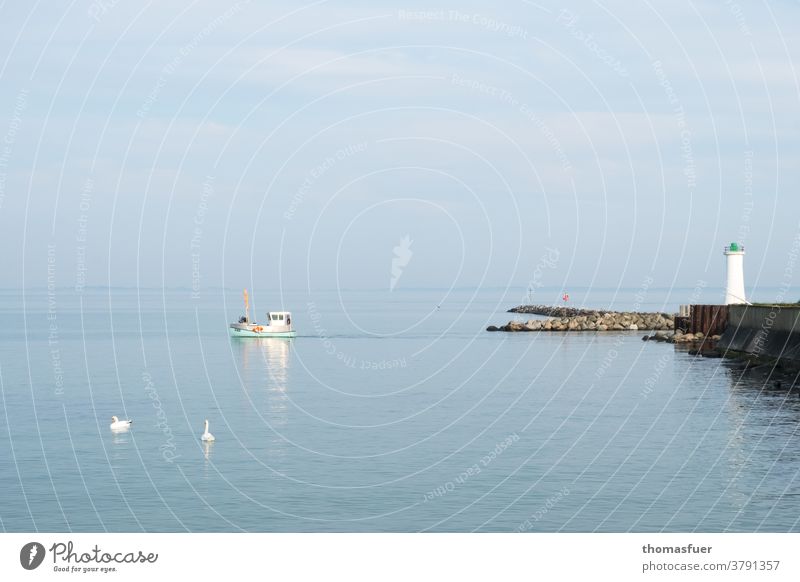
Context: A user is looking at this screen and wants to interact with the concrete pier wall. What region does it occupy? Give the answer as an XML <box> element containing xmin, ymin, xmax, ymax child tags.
<box><xmin>718</xmin><ymin>305</ymin><xmax>800</xmax><ymax>362</ymax></box>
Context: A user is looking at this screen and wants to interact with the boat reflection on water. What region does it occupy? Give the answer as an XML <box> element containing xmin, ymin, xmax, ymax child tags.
<box><xmin>235</xmin><ymin>337</ymin><xmax>292</xmax><ymax>426</ymax></box>
<box><xmin>238</xmin><ymin>338</ymin><xmax>290</xmax><ymax>384</ymax></box>
<box><xmin>233</xmin><ymin>337</ymin><xmax>293</xmax><ymax>466</ymax></box>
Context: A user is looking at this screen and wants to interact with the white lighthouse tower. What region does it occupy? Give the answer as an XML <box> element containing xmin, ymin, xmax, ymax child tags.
<box><xmin>723</xmin><ymin>242</ymin><xmax>747</xmax><ymax>304</ymax></box>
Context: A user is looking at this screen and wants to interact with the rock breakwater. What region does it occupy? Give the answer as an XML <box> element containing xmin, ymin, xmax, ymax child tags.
<box><xmin>488</xmin><ymin>305</ymin><xmax>675</xmax><ymax>332</ymax></box>
<box><xmin>641</xmin><ymin>330</ymin><xmax>721</xmax><ymax>344</ymax></box>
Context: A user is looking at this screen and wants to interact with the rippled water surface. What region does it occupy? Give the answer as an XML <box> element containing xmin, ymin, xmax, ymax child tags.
<box><xmin>1</xmin><ymin>287</ymin><xmax>799</xmax><ymax>531</ymax></box>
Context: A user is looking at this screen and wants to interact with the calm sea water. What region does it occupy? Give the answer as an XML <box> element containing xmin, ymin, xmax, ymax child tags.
<box><xmin>1</xmin><ymin>286</ymin><xmax>799</xmax><ymax>532</ymax></box>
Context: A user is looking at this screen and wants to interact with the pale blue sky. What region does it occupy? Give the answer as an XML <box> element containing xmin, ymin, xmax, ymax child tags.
<box><xmin>1</xmin><ymin>0</ymin><xmax>798</xmax><ymax>298</ymax></box>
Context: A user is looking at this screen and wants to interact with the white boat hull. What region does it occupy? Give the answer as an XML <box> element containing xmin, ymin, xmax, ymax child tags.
<box><xmin>229</xmin><ymin>323</ymin><xmax>296</xmax><ymax>338</ymax></box>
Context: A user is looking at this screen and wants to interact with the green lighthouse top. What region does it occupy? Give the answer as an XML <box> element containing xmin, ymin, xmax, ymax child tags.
<box><xmin>729</xmin><ymin>242</ymin><xmax>739</xmax><ymax>251</ymax></box>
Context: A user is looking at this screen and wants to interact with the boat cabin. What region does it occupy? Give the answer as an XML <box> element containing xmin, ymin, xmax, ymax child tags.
<box><xmin>267</xmin><ymin>311</ymin><xmax>292</xmax><ymax>327</ymax></box>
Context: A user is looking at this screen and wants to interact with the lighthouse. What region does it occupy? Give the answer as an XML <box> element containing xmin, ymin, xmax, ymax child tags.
<box><xmin>723</xmin><ymin>242</ymin><xmax>746</xmax><ymax>304</ymax></box>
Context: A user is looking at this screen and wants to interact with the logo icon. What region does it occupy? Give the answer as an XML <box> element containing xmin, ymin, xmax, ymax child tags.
<box><xmin>20</xmin><ymin>542</ymin><xmax>45</xmax><ymax>570</ymax></box>
<box><xmin>390</xmin><ymin>235</ymin><xmax>413</xmax><ymax>291</ymax></box>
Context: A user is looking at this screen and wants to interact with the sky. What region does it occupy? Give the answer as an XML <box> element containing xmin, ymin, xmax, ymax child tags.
<box><xmin>0</xmin><ymin>0</ymin><xmax>799</xmax><ymax>299</ymax></box>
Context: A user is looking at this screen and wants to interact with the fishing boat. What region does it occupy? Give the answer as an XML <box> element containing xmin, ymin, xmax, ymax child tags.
<box><xmin>229</xmin><ymin>289</ymin><xmax>296</xmax><ymax>338</ymax></box>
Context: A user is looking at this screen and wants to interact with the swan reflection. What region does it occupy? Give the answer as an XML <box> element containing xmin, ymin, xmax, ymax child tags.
<box><xmin>203</xmin><ymin>440</ymin><xmax>213</xmax><ymax>462</ymax></box>
<box><xmin>110</xmin><ymin>430</ymin><xmax>131</xmax><ymax>446</ymax></box>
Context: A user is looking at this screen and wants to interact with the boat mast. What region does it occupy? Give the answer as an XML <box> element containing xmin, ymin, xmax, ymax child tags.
<box><xmin>243</xmin><ymin>288</ymin><xmax>250</xmax><ymax>323</ymax></box>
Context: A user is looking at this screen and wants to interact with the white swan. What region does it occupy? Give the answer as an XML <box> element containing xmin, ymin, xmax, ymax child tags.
<box><xmin>110</xmin><ymin>415</ymin><xmax>132</xmax><ymax>431</ymax></box>
<box><xmin>201</xmin><ymin>419</ymin><xmax>215</xmax><ymax>442</ymax></box>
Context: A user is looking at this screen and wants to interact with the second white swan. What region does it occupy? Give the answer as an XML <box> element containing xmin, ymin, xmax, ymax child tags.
<box><xmin>201</xmin><ymin>419</ymin><xmax>215</xmax><ymax>442</ymax></box>
<box><xmin>110</xmin><ymin>415</ymin><xmax>132</xmax><ymax>431</ymax></box>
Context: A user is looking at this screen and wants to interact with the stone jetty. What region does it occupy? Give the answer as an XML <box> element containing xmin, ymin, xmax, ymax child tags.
<box><xmin>641</xmin><ymin>330</ymin><xmax>722</xmax><ymax>344</ymax></box>
<box><xmin>487</xmin><ymin>305</ymin><xmax>675</xmax><ymax>332</ymax></box>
